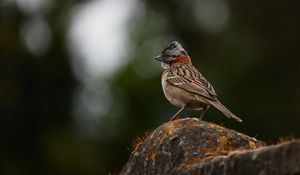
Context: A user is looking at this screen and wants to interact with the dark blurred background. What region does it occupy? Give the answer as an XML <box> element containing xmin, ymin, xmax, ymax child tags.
<box><xmin>1</xmin><ymin>0</ymin><xmax>300</xmax><ymax>174</ymax></box>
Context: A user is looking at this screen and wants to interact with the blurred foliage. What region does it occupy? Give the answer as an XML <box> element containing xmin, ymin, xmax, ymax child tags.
<box><xmin>1</xmin><ymin>0</ymin><xmax>300</xmax><ymax>174</ymax></box>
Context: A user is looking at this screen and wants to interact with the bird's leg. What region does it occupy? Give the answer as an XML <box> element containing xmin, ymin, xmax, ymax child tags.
<box><xmin>199</xmin><ymin>106</ymin><xmax>208</xmax><ymax>121</ymax></box>
<box><xmin>169</xmin><ymin>105</ymin><xmax>185</xmax><ymax>121</ymax></box>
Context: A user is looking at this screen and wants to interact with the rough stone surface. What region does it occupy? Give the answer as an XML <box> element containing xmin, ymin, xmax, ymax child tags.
<box><xmin>120</xmin><ymin>118</ymin><xmax>300</xmax><ymax>175</ymax></box>
<box><xmin>175</xmin><ymin>140</ymin><xmax>300</xmax><ymax>175</ymax></box>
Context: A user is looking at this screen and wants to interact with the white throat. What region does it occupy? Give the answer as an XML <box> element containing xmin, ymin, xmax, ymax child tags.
<box><xmin>161</xmin><ymin>62</ymin><xmax>170</xmax><ymax>69</ymax></box>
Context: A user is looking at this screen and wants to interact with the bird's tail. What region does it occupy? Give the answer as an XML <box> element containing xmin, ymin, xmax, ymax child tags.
<box><xmin>208</xmin><ymin>100</ymin><xmax>242</xmax><ymax>122</ymax></box>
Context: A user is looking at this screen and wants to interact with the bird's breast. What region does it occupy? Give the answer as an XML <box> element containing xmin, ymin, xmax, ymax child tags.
<box><xmin>161</xmin><ymin>70</ymin><xmax>206</xmax><ymax>109</ymax></box>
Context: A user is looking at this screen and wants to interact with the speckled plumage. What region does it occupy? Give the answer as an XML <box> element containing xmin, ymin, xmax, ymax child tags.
<box><xmin>155</xmin><ymin>41</ymin><xmax>242</xmax><ymax>122</ymax></box>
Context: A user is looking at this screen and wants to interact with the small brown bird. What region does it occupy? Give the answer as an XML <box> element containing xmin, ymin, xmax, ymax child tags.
<box><xmin>155</xmin><ymin>41</ymin><xmax>242</xmax><ymax>122</ymax></box>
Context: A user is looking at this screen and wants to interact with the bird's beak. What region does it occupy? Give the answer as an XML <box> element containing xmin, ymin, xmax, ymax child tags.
<box><xmin>154</xmin><ymin>55</ymin><xmax>162</xmax><ymax>61</ymax></box>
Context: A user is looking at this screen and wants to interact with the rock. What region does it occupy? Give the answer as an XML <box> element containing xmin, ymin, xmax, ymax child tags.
<box><xmin>121</xmin><ymin>118</ymin><xmax>289</xmax><ymax>175</ymax></box>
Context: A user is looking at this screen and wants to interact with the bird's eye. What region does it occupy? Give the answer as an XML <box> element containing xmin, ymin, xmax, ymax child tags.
<box><xmin>165</xmin><ymin>54</ymin><xmax>175</xmax><ymax>59</ymax></box>
<box><xmin>166</xmin><ymin>56</ymin><xmax>175</xmax><ymax>63</ymax></box>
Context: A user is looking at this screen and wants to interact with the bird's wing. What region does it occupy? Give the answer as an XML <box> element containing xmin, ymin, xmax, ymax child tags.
<box><xmin>167</xmin><ymin>64</ymin><xmax>217</xmax><ymax>100</ymax></box>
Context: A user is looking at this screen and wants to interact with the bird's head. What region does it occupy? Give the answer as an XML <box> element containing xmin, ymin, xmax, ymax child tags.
<box><xmin>155</xmin><ymin>41</ymin><xmax>190</xmax><ymax>69</ymax></box>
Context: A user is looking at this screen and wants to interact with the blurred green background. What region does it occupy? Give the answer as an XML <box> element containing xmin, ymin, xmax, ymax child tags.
<box><xmin>1</xmin><ymin>0</ymin><xmax>300</xmax><ymax>174</ymax></box>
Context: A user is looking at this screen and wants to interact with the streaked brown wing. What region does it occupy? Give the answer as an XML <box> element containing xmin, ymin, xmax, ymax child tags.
<box><xmin>167</xmin><ymin>63</ymin><xmax>217</xmax><ymax>100</ymax></box>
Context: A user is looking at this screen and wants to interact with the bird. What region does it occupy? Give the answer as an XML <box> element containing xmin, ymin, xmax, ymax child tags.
<box><xmin>155</xmin><ymin>41</ymin><xmax>242</xmax><ymax>122</ymax></box>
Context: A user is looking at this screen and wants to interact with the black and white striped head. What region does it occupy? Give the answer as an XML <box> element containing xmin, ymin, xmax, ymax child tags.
<box><xmin>155</xmin><ymin>41</ymin><xmax>188</xmax><ymax>69</ymax></box>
